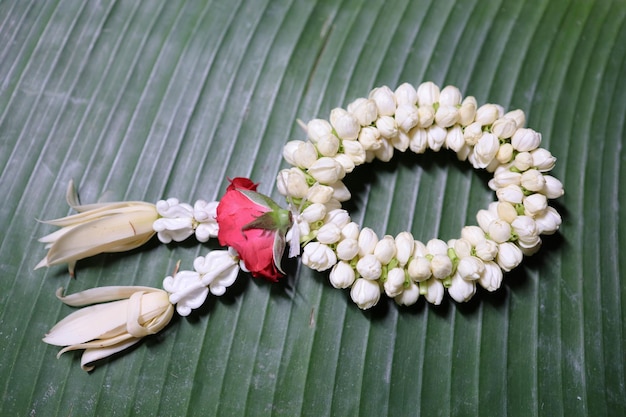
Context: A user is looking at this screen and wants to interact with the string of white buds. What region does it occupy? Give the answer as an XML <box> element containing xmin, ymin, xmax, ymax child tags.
<box><xmin>278</xmin><ymin>81</ymin><xmax>564</xmax><ymax>309</ymax></box>
<box><xmin>152</xmin><ymin>198</ymin><xmax>220</xmax><ymax>243</ymax></box>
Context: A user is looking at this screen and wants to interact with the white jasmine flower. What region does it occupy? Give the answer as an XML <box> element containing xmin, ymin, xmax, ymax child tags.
<box><xmin>329</xmin><ymin>261</ymin><xmax>356</xmax><ymax>289</ymax></box>
<box><xmin>447</xmin><ymin>272</ymin><xmax>476</xmax><ymax>302</ymax></box>
<box><xmin>394</xmin><ymin>232</ymin><xmax>415</xmax><ymax>266</ymax></box>
<box><xmin>407</xmin><ymin>256</ymin><xmax>432</xmax><ymax>281</ymax></box>
<box><xmin>471</xmin><ymin>132</ymin><xmax>499</xmax><ymax>168</ymax></box>
<box><xmin>478</xmin><ymin>261</ymin><xmax>503</xmax><ymax>291</ymax></box>
<box><xmin>430</xmin><ymin>254</ymin><xmax>453</xmax><ymax>279</ymax></box>
<box><xmin>435</xmin><ymin>105</ymin><xmax>458</xmax><ymax>128</ymax></box>
<box><xmin>439</xmin><ymin>85</ymin><xmax>463</xmax><ymax>106</ymax></box>
<box><xmin>489</xmin><ymin>168</ymin><xmax>521</xmax><ymax>190</ymax></box>
<box><xmin>496</xmin><ymin>184</ymin><xmax>525</xmax><ymax>204</ymax></box>
<box><xmin>476</xmin><ymin>208</ymin><xmax>497</xmax><ymax>233</ymax></box>
<box><xmin>325</xmin><ymin>209</ymin><xmax>351</xmax><ymax>229</ymax></box>
<box><xmin>475</xmin><ymin>103</ymin><xmax>500</xmax><ymax>126</ymax></box>
<box><xmin>488</xmin><ymin>219</ymin><xmax>512</xmax><ymax>243</ymax></box>
<box><xmin>36</xmin><ymin>182</ymin><xmax>159</xmax><ymax>274</ymax></box>
<box><xmin>44</xmin><ymin>286</ymin><xmax>174</xmax><ymax>371</ymax></box>
<box><xmin>307</xmin><ymin>157</ymin><xmax>346</xmax><ymax>184</ymax></box>
<box><xmin>392</xmin><ymin>131</ymin><xmax>410</xmax><ymax>152</ymax></box>
<box><xmin>316</xmin><ymin>222</ymin><xmax>342</xmax><ymax>244</ymax></box>
<box><xmin>342</xmin><ymin>140</ymin><xmax>367</xmax><ymax>166</ymax></box>
<box><xmin>491</xmin><ymin>117</ymin><xmax>517</xmax><ymax>138</ymax></box>
<box><xmin>358</xmin><ymin>126</ymin><xmax>382</xmax><ymax>150</ymax></box>
<box><xmin>384</xmin><ymin>267</ymin><xmax>406</xmax><ymax>298</ymax></box>
<box><xmin>301</xmin><ymin>203</ymin><xmax>327</xmax><ymax>224</ymax></box>
<box><xmin>427</xmin><ymin>125</ymin><xmax>447</xmax><ymax>151</ymax></box>
<box><xmin>395</xmin><ymin>281</ymin><xmax>420</xmax><ymax>306</ymax></box>
<box><xmin>497</xmin><ymin>201</ymin><xmax>518</xmax><ymax>223</ymax></box>
<box><xmin>394</xmin><ymin>83</ymin><xmax>418</xmax><ymax>106</ymax></box>
<box><xmin>531</xmin><ymin>148</ymin><xmax>556</xmax><ymax>172</ymax></box>
<box><xmin>192</xmin><ymin>200</ymin><xmax>219</xmax><ymax>242</ymax></box>
<box><xmin>523</xmin><ymin>193</ymin><xmax>548</xmax><ymax>217</ymax></box>
<box><xmin>496</xmin><ymin>242</ymin><xmax>523</xmax><ymax>271</ymax></box>
<box><xmin>474</xmin><ymin>239</ymin><xmax>498</xmax><ymax>261</ymax></box>
<box><xmin>395</xmin><ymin>103</ymin><xmax>420</xmax><ymax>132</ymax></box>
<box><xmin>333</xmin><ymin>154</ymin><xmax>356</xmax><ymax>174</ymax></box>
<box><xmin>307</xmin><ymin>118</ymin><xmax>333</xmax><ymax>142</ymax></box>
<box><xmin>542</xmin><ymin>175</ymin><xmax>565</xmax><ymax>199</ymax></box>
<box><xmin>347</xmin><ymin>98</ymin><xmax>378</xmax><ymax>126</ymax></box>
<box><xmin>504</xmin><ymin>109</ymin><xmax>526</xmax><ymax>128</ymax></box>
<box><xmin>513</xmin><ymin>151</ymin><xmax>533</xmax><ymax>172</ymax></box>
<box><xmin>350</xmin><ymin>278</ymin><xmax>381</xmax><ymax>309</ymax></box>
<box><xmin>330</xmin><ymin>108</ymin><xmax>359</xmax><ymax>140</ymax></box>
<box><xmin>461</xmin><ymin>225</ymin><xmax>487</xmax><ymax>246</ymax></box>
<box><xmin>534</xmin><ymin>206</ymin><xmax>562</xmax><ymax>234</ymax></box>
<box><xmin>341</xmin><ymin>222</ymin><xmax>361</xmax><ymax>240</ymax></box>
<box><xmin>416</xmin><ymin>105</ymin><xmax>435</xmax><ymax>128</ymax></box>
<box><xmin>496</xmin><ymin>143</ymin><xmax>514</xmax><ymax>164</ymax></box>
<box><xmin>445</xmin><ymin>125</ymin><xmax>465</xmax><ymax>152</ymax></box>
<box><xmin>458</xmin><ymin>96</ymin><xmax>477</xmax><ymax>126</ymax></box>
<box><xmin>423</xmin><ymin>278</ymin><xmax>444</xmax><ymax>305</ymax></box>
<box><xmin>426</xmin><ymin>238</ymin><xmax>449</xmax><ymax>255</ymax></box>
<box><xmin>408</xmin><ymin>127</ymin><xmax>428</xmax><ymax>153</ymax></box>
<box><xmin>329</xmin><ymin>180</ymin><xmax>351</xmax><ymax>202</ymax></box>
<box><xmin>283</xmin><ymin>140</ymin><xmax>318</xmax><ymax>168</ymax></box>
<box><xmin>306</xmin><ymin>183</ymin><xmax>334</xmax><ymax>204</ymax></box>
<box><xmin>451</xmin><ymin>238</ymin><xmax>472</xmax><ymax>258</ymax></box>
<box><xmin>374</xmin><ymin>138</ymin><xmax>395</xmax><ymax>162</ymax></box>
<box><xmin>302</xmin><ymin>242</ymin><xmax>337</xmax><ymax>271</ymax></box>
<box><xmin>374</xmin><ymin>235</ymin><xmax>397</xmax><ymax>264</ymax></box>
<box><xmin>416</xmin><ymin>81</ymin><xmax>440</xmax><ymax>106</ymax></box>
<box><xmin>376</xmin><ymin>115</ymin><xmax>399</xmax><ymax>139</ymax></box>
<box><xmin>153</xmin><ymin>198</ymin><xmax>194</xmax><ymax>243</ymax></box>
<box><xmin>457</xmin><ymin>256</ymin><xmax>485</xmax><ymax>281</ymax></box>
<box><xmin>511</xmin><ymin>128</ymin><xmax>541</xmax><ymax>152</ymax></box>
<box><xmin>316</xmin><ymin>134</ymin><xmax>340</xmax><ymax>157</ymax></box>
<box><xmin>511</xmin><ymin>216</ymin><xmax>540</xmax><ymax>248</ymax></box>
<box><xmin>520</xmin><ymin>169</ymin><xmax>546</xmax><ymax>192</ymax></box>
<box><xmin>463</xmin><ymin>122</ymin><xmax>483</xmax><ymax>145</ymax></box>
<box><xmin>369</xmin><ymin>86</ymin><xmax>397</xmax><ymax>116</ymax></box>
<box><xmin>336</xmin><ymin>238</ymin><xmax>359</xmax><ymax>261</ymax></box>
<box><xmin>276</xmin><ymin>168</ymin><xmax>309</xmax><ymax>198</ymax></box>
<box><xmin>356</xmin><ymin>254</ymin><xmax>383</xmax><ymax>280</ymax></box>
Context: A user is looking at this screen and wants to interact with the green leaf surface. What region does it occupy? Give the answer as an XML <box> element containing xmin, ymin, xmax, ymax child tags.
<box><xmin>1</xmin><ymin>0</ymin><xmax>625</xmax><ymax>416</ymax></box>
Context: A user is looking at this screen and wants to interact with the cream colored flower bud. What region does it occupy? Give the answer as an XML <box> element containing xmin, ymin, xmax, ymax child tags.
<box><xmin>475</xmin><ymin>239</ymin><xmax>498</xmax><ymax>261</ymax></box>
<box><xmin>476</xmin><ymin>208</ymin><xmax>497</xmax><ymax>233</ymax></box>
<box><xmin>423</xmin><ymin>278</ymin><xmax>444</xmax><ymax>305</ymax></box>
<box><xmin>408</xmin><ymin>127</ymin><xmax>428</xmax><ymax>153</ymax></box>
<box><xmin>391</xmin><ymin>131</ymin><xmax>410</xmax><ymax>152</ymax></box>
<box><xmin>395</xmin><ymin>104</ymin><xmax>419</xmax><ymax>132</ymax></box>
<box><xmin>376</xmin><ymin>115</ymin><xmax>398</xmax><ymax>139</ymax></box>
<box><xmin>384</xmin><ymin>267</ymin><xmax>406</xmax><ymax>298</ymax></box>
<box><xmin>496</xmin><ymin>143</ymin><xmax>514</xmax><ymax>164</ymax></box>
<box><xmin>463</xmin><ymin>122</ymin><xmax>483</xmax><ymax>145</ymax></box>
<box><xmin>350</xmin><ymin>278</ymin><xmax>381</xmax><ymax>309</ymax></box>
<box><xmin>489</xmin><ymin>168</ymin><xmax>521</xmax><ymax>190</ymax></box>
<box><xmin>416</xmin><ymin>81</ymin><xmax>440</xmax><ymax>106</ymax></box>
<box><xmin>496</xmin><ymin>201</ymin><xmax>518</xmax><ymax>223</ymax></box>
<box><xmin>316</xmin><ymin>223</ymin><xmax>342</xmax><ymax>244</ymax></box>
<box><xmin>504</xmin><ymin>109</ymin><xmax>525</xmax><ymax>128</ymax></box>
<box><xmin>330</xmin><ymin>108</ymin><xmax>359</xmax><ymax>140</ymax></box>
<box><xmin>434</xmin><ymin>105</ymin><xmax>458</xmax><ymax>128</ymax></box>
<box><xmin>374</xmin><ymin>138</ymin><xmax>394</xmax><ymax>162</ymax></box>
<box><xmin>542</xmin><ymin>175</ymin><xmax>564</xmax><ymax>199</ymax></box>
<box><xmin>511</xmin><ymin>215</ymin><xmax>539</xmax><ymax>244</ymax></box>
<box><xmin>413</xmin><ymin>239</ymin><xmax>427</xmax><ymax>257</ymax></box>
<box><xmin>461</xmin><ymin>225</ymin><xmax>487</xmax><ymax>246</ymax></box>
<box><xmin>316</xmin><ymin>134</ymin><xmax>340</xmax><ymax>157</ymax></box>
<box><xmin>329</xmin><ymin>261</ymin><xmax>356</xmax><ymax>289</ymax></box>
<box><xmin>307</xmin><ymin>119</ymin><xmax>333</xmax><ymax>142</ymax></box>
<box><xmin>530</xmin><ymin>148</ymin><xmax>556</xmax><ymax>172</ymax></box>
<box><xmin>306</xmin><ymin>183</ymin><xmax>334</xmax><ymax>204</ymax></box>
<box><xmin>472</xmin><ymin>132</ymin><xmax>499</xmax><ymax>168</ymax></box>
<box><xmin>426</xmin><ymin>238</ymin><xmax>448</xmax><ymax>256</ymax></box>
<box><xmin>407</xmin><ymin>256</ymin><xmax>431</xmax><ymax>281</ymax></box>
<box><xmin>427</xmin><ymin>125</ymin><xmax>447</xmax><ymax>151</ymax></box>
<box><xmin>534</xmin><ymin>206</ymin><xmax>562</xmax><ymax>235</ymax></box>
<box><xmin>347</xmin><ymin>98</ymin><xmax>378</xmax><ymax>126</ymax></box>
<box><xmin>496</xmin><ymin>242</ymin><xmax>523</xmax><ymax>271</ymax></box>
<box><xmin>336</xmin><ymin>238</ymin><xmax>359</xmax><ymax>261</ymax></box>
<box><xmin>358</xmin><ymin>227</ymin><xmax>379</xmax><ymax>255</ymax></box>
<box><xmin>445</xmin><ymin>125</ymin><xmax>464</xmax><ymax>152</ymax></box>
<box><xmin>416</xmin><ymin>106</ymin><xmax>435</xmax><ymax>128</ymax></box>
<box><xmin>394</xmin><ymin>83</ymin><xmax>418</xmax><ymax>106</ymax></box>
<box><xmin>324</xmin><ymin>198</ymin><xmax>342</xmax><ymax>212</ymax></box>
<box><xmin>520</xmin><ymin>169</ymin><xmax>546</xmax><ymax>192</ymax></box>
<box><xmin>496</xmin><ymin>184</ymin><xmax>525</xmax><ymax>204</ymax></box>
<box><xmin>374</xmin><ymin>235</ymin><xmax>397</xmax><ymax>264</ymax></box>
<box><xmin>491</xmin><ymin>117</ymin><xmax>517</xmax><ymax>138</ymax></box>
<box><xmin>488</xmin><ymin>219</ymin><xmax>512</xmax><ymax>243</ymax></box>
<box><xmin>342</xmin><ymin>222</ymin><xmax>360</xmax><ymax>240</ymax></box>
<box><xmin>458</xmin><ymin>96</ymin><xmax>477</xmax><ymax>126</ymax></box>
<box><xmin>395</xmin><ymin>232</ymin><xmax>415</xmax><ymax>266</ymax></box>
<box><xmin>342</xmin><ymin>140</ymin><xmax>366</xmax><ymax>166</ymax></box>
<box><xmin>511</xmin><ymin>128</ymin><xmax>541</xmax><ymax>152</ymax></box>
<box><xmin>276</xmin><ymin>168</ymin><xmax>309</xmax><ymax>198</ymax></box>
<box><xmin>356</xmin><ymin>254</ymin><xmax>382</xmax><ymax>280</ymax></box>
<box><xmin>452</xmin><ymin>238</ymin><xmax>472</xmax><ymax>258</ymax></box>
<box><xmin>514</xmin><ymin>151</ymin><xmax>533</xmax><ymax>172</ymax></box>
<box><xmin>523</xmin><ymin>193</ymin><xmax>547</xmax><ymax>217</ymax></box>
<box><xmin>333</xmin><ymin>154</ymin><xmax>355</xmax><ymax>174</ymax></box>
<box><xmin>439</xmin><ymin>85</ymin><xmax>463</xmax><ymax>106</ymax></box>
<box><xmin>325</xmin><ymin>182</ymin><xmax>348</xmax><ymax>203</ymax></box>
<box><xmin>283</xmin><ymin>140</ymin><xmax>317</xmax><ymax>168</ymax></box>
<box><xmin>325</xmin><ymin>209</ymin><xmax>350</xmax><ymax>229</ymax></box>
<box><xmin>302</xmin><ymin>242</ymin><xmax>337</xmax><ymax>271</ymax></box>
<box><xmin>448</xmin><ymin>272</ymin><xmax>476</xmax><ymax>302</ymax></box>
<box><xmin>369</xmin><ymin>86</ymin><xmax>397</xmax><ymax>116</ymax></box>
<box><xmin>395</xmin><ymin>281</ymin><xmax>420</xmax><ymax>306</ymax></box>
<box><xmin>475</xmin><ymin>104</ymin><xmax>499</xmax><ymax>126</ymax></box>
<box><xmin>358</xmin><ymin>126</ymin><xmax>382</xmax><ymax>151</ymax></box>
<box><xmin>301</xmin><ymin>203</ymin><xmax>326</xmax><ymax>223</ymax></box>
<box><xmin>308</xmin><ymin>157</ymin><xmax>345</xmax><ymax>184</ymax></box>
<box><xmin>478</xmin><ymin>261</ymin><xmax>503</xmax><ymax>291</ymax></box>
<box><xmin>457</xmin><ymin>256</ymin><xmax>485</xmax><ymax>281</ymax></box>
<box><xmin>430</xmin><ymin>254</ymin><xmax>452</xmax><ymax>279</ymax></box>
<box><xmin>283</xmin><ymin>140</ymin><xmax>303</xmax><ymax>165</ymax></box>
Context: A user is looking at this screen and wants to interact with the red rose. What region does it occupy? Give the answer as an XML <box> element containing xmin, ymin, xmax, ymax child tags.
<box><xmin>216</xmin><ymin>178</ymin><xmax>291</xmax><ymax>282</ymax></box>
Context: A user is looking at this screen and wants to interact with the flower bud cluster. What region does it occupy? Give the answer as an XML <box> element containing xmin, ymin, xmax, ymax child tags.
<box><xmin>278</xmin><ymin>82</ymin><xmax>564</xmax><ymax>309</ymax></box>
<box><xmin>153</xmin><ymin>198</ymin><xmax>219</xmax><ymax>243</ymax></box>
